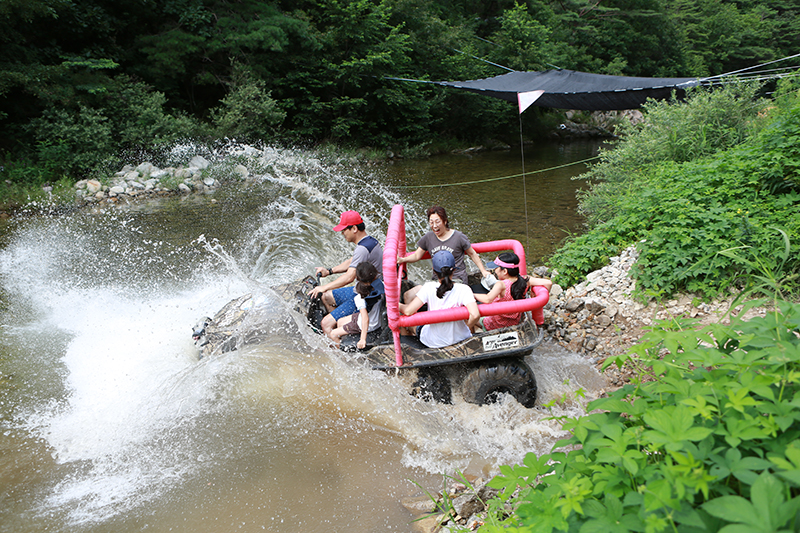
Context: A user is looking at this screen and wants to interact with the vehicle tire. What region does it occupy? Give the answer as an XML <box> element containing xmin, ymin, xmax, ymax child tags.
<box><xmin>411</xmin><ymin>368</ymin><xmax>452</xmax><ymax>404</ymax></box>
<box><xmin>459</xmin><ymin>359</ymin><xmax>537</xmax><ymax>408</ymax></box>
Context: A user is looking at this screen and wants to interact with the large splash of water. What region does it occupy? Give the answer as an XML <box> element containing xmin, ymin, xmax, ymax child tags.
<box><xmin>0</xmin><ymin>143</ymin><xmax>604</xmax><ymax>531</ymax></box>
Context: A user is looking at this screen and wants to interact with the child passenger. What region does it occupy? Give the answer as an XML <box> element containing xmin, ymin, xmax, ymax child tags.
<box><xmin>329</xmin><ymin>262</ymin><xmax>384</xmax><ymax>349</ymax></box>
<box><xmin>475</xmin><ymin>252</ymin><xmax>552</xmax><ymax>331</ymax></box>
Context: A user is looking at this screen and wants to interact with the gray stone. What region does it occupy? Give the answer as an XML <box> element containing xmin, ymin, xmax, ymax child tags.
<box><xmin>565</xmin><ymin>298</ymin><xmax>584</xmax><ymax>312</ymax></box>
<box><xmin>549</xmin><ymin>284</ymin><xmax>563</xmax><ymax>298</ymax></box>
<box><xmin>86</xmin><ymin>180</ymin><xmax>102</xmax><ymax>194</ymax></box>
<box><xmin>109</xmin><ymin>186</ymin><xmax>125</xmax><ymax>195</ymax></box>
<box><xmin>178</xmin><ymin>183</ymin><xmax>192</xmax><ymax>194</ymax></box>
<box><xmin>596</xmin><ymin>315</ymin><xmax>612</xmax><ymax>327</ymax></box>
<box><xmin>190</xmin><ymin>155</ymin><xmax>210</xmax><ymax>169</ymax></box>
<box><xmin>452</xmin><ymin>493</ymin><xmax>484</xmax><ymax>518</ymax></box>
<box><xmin>233</xmin><ymin>164</ymin><xmax>249</xmax><ymax>179</ymax></box>
<box><xmin>135</xmin><ymin>162</ymin><xmax>156</xmax><ymax>176</ymax></box>
<box><xmin>585</xmin><ymin>299</ymin><xmax>605</xmax><ymax>314</ymax></box>
<box><xmin>400</xmin><ymin>495</ymin><xmax>436</xmax><ymax>514</ymax></box>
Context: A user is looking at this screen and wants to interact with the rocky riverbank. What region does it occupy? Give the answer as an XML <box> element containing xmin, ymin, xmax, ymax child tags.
<box><xmin>72</xmin><ymin>155</ymin><xmax>250</xmax><ymax>205</ymax></box>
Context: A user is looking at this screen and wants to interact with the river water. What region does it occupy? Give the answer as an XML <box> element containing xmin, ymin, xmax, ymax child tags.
<box><xmin>0</xmin><ymin>141</ymin><xmax>608</xmax><ymax>532</ymax></box>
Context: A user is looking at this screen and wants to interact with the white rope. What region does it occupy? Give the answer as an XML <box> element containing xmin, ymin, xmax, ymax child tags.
<box><xmin>700</xmin><ymin>52</ymin><xmax>800</xmax><ymax>82</ymax></box>
<box><xmin>518</xmin><ymin>114</ymin><xmax>530</xmax><ymax>254</ymax></box>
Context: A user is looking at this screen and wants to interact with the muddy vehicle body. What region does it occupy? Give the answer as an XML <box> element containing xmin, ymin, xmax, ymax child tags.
<box><xmin>193</xmin><ymin>205</ymin><xmax>549</xmax><ymax>407</ymax></box>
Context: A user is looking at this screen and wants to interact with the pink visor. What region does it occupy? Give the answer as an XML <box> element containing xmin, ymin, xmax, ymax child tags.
<box><xmin>487</xmin><ymin>257</ymin><xmax>519</xmax><ymax>269</ymax></box>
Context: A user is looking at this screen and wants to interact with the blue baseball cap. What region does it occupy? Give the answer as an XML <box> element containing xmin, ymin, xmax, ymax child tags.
<box><xmin>432</xmin><ymin>250</ymin><xmax>455</xmax><ymax>273</ymax></box>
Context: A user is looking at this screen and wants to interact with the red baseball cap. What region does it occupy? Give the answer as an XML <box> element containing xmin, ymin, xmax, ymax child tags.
<box><xmin>332</xmin><ymin>210</ymin><xmax>363</xmax><ymax>231</ymax></box>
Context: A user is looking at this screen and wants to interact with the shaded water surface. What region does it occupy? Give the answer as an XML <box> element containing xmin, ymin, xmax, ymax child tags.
<box><xmin>0</xmin><ymin>142</ymin><xmax>607</xmax><ymax>532</ymax></box>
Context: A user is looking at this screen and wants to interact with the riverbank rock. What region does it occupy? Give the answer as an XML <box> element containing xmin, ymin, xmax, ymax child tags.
<box><xmin>73</xmin><ymin>158</ymin><xmax>255</xmax><ymax>206</ymax></box>
<box><xmin>540</xmin><ymin>244</ymin><xmax>768</xmax><ymax>385</ymax></box>
<box><xmin>549</xmin><ymin>109</ymin><xmax>644</xmax><ymax>140</ymax></box>
<box><xmin>403</xmin><ymin>477</ymin><xmax>499</xmax><ymax>533</ymax></box>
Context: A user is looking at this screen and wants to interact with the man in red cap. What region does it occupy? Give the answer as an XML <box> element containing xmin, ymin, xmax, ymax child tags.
<box><xmin>310</xmin><ymin>210</ymin><xmax>383</xmax><ymax>337</ymax></box>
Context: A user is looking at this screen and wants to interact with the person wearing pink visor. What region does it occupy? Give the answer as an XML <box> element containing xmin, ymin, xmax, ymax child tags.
<box><xmin>474</xmin><ymin>252</ymin><xmax>552</xmax><ymax>331</ymax></box>
<box><xmin>310</xmin><ymin>210</ymin><xmax>383</xmax><ymax>337</ymax></box>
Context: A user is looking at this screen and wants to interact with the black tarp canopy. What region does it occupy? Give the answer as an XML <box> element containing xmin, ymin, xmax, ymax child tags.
<box><xmin>426</xmin><ymin>69</ymin><xmax>700</xmax><ymax>111</ymax></box>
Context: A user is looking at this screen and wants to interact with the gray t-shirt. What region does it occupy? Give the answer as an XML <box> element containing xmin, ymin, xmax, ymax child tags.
<box><xmin>416</xmin><ymin>230</ymin><xmax>472</xmax><ymax>283</ymax></box>
<box><xmin>350</xmin><ymin>235</ymin><xmax>384</xmax><ymax>278</ymax></box>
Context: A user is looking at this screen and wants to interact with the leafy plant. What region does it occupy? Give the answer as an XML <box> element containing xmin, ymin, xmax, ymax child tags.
<box><xmin>549</xmin><ymin>80</ymin><xmax>800</xmax><ymax>300</ymax></box>
<box><xmin>210</xmin><ymin>66</ymin><xmax>286</xmax><ymax>142</ymax></box>
<box><xmin>478</xmin><ymin>299</ymin><xmax>800</xmax><ymax>533</ymax></box>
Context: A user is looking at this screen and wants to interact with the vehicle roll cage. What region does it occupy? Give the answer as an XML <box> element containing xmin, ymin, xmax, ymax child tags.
<box><xmin>383</xmin><ymin>204</ymin><xmax>549</xmax><ymax>366</ymax></box>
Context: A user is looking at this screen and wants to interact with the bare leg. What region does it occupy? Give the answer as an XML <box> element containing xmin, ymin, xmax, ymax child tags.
<box><xmin>320</xmin><ymin>291</ymin><xmax>337</xmax><ymax>312</ymax></box>
<box><xmin>321</xmin><ymin>313</ymin><xmax>337</xmax><ymax>336</ymax></box>
<box><xmin>328</xmin><ymin>315</ymin><xmax>355</xmax><ymax>345</ymax></box>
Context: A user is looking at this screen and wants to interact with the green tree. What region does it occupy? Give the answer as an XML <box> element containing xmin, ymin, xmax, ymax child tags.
<box><xmin>210</xmin><ymin>67</ymin><xmax>286</xmax><ymax>141</ymax></box>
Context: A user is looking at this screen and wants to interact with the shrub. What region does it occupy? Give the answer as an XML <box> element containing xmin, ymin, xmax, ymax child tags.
<box><xmin>548</xmin><ymin>81</ymin><xmax>800</xmax><ymax>299</ymax></box>
<box><xmin>210</xmin><ymin>69</ymin><xmax>286</xmax><ymax>142</ymax></box>
<box><xmin>577</xmin><ymin>82</ymin><xmax>767</xmax><ymax>227</ymax></box>
<box><xmin>478</xmin><ymin>300</ymin><xmax>800</xmax><ymax>533</ymax></box>
<box><xmin>29</xmin><ymin>106</ymin><xmax>114</xmax><ymax>176</ymax></box>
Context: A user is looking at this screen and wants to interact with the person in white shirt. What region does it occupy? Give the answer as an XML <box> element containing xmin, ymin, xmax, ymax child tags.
<box><xmin>329</xmin><ymin>262</ymin><xmax>384</xmax><ymax>349</ymax></box>
<box><xmin>399</xmin><ymin>250</ymin><xmax>479</xmax><ymax>348</ymax></box>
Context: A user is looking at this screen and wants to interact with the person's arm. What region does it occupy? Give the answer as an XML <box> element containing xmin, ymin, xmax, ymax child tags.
<box><xmin>465</xmin><ymin>300</ymin><xmax>480</xmax><ymax>330</ymax></box>
<box><xmin>465</xmin><ymin>246</ymin><xmax>490</xmax><ymax>278</ymax></box>
<box><xmin>526</xmin><ymin>276</ymin><xmax>553</xmax><ymax>292</ymax></box>
<box><xmin>357</xmin><ymin>308</ymin><xmax>369</xmax><ymax>349</ymax></box>
<box><xmin>399</xmin><ymin>296</ymin><xmax>424</xmax><ymax>316</ymax></box>
<box><xmin>310</xmin><ymin>264</ymin><xmax>357</xmax><ymax>297</ymax></box>
<box><xmin>474</xmin><ymin>280</ymin><xmax>505</xmax><ymax>304</ymax></box>
<box><xmin>397</xmin><ymin>247</ymin><xmax>426</xmax><ymax>265</ymax></box>
<box><xmin>315</xmin><ymin>257</ymin><xmax>352</xmax><ymax>278</ymax></box>
<box><xmin>321</xmin><ymin>266</ymin><xmax>357</xmax><ymax>291</ymax></box>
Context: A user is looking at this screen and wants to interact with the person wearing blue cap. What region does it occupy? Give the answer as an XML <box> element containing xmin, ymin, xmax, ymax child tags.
<box><xmin>399</xmin><ymin>250</ymin><xmax>479</xmax><ymax>348</ymax></box>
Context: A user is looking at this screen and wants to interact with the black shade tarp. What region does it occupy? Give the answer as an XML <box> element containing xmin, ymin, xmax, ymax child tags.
<box><xmin>430</xmin><ymin>69</ymin><xmax>700</xmax><ymax>111</ymax></box>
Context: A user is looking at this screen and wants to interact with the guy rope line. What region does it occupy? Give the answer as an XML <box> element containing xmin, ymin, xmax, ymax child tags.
<box><xmin>388</xmin><ymin>155</ymin><xmax>600</xmax><ymax>189</ymax></box>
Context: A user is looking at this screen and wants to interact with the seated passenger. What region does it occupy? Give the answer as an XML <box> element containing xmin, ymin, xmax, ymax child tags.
<box><xmin>475</xmin><ymin>252</ymin><xmax>552</xmax><ymax>331</ymax></box>
<box><xmin>399</xmin><ymin>250</ymin><xmax>479</xmax><ymax>348</ymax></box>
<box><xmin>329</xmin><ymin>262</ymin><xmax>384</xmax><ymax>349</ymax></box>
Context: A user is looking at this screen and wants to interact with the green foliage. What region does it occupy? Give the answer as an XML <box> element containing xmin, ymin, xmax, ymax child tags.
<box><xmin>577</xmin><ymin>83</ymin><xmax>767</xmax><ymax>226</ymax></box>
<box><xmin>549</xmin><ymin>82</ymin><xmax>800</xmax><ymax>299</ymax></box>
<box><xmin>489</xmin><ymin>2</ymin><xmax>551</xmax><ymax>71</ymax></box>
<box><xmin>1</xmin><ymin>0</ymin><xmax>799</xmax><ymax>175</ymax></box>
<box><xmin>28</xmin><ymin>106</ymin><xmax>114</xmax><ymax>176</ymax></box>
<box><xmin>478</xmin><ymin>300</ymin><xmax>800</xmax><ymax>533</ymax></box>
<box><xmin>210</xmin><ymin>67</ymin><xmax>286</xmax><ymax>141</ymax></box>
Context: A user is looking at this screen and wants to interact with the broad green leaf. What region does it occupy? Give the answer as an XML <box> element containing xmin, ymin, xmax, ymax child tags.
<box><xmin>703</xmin><ymin>496</ymin><xmax>758</xmax><ymax>526</ymax></box>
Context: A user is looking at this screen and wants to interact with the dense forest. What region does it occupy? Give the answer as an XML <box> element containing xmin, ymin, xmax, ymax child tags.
<box><xmin>1</xmin><ymin>0</ymin><xmax>798</xmax><ymax>184</ymax></box>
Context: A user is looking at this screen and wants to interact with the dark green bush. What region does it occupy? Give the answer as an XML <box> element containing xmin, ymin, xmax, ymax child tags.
<box><xmin>210</xmin><ymin>68</ymin><xmax>286</xmax><ymax>141</ymax></box>
<box><xmin>29</xmin><ymin>106</ymin><xmax>114</xmax><ymax>177</ymax></box>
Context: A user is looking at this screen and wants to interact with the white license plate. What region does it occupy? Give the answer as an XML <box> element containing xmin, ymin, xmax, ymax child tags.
<box><xmin>482</xmin><ymin>331</ymin><xmax>520</xmax><ymax>351</ymax></box>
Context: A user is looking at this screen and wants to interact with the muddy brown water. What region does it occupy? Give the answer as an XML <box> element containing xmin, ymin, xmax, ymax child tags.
<box><xmin>0</xmin><ymin>141</ymin><xmax>608</xmax><ymax>532</ymax></box>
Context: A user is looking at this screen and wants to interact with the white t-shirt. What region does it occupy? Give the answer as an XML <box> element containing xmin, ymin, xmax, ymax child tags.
<box><xmin>354</xmin><ymin>293</ymin><xmax>382</xmax><ymax>332</ymax></box>
<box><xmin>416</xmin><ymin>281</ymin><xmax>475</xmax><ymax>348</ymax></box>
